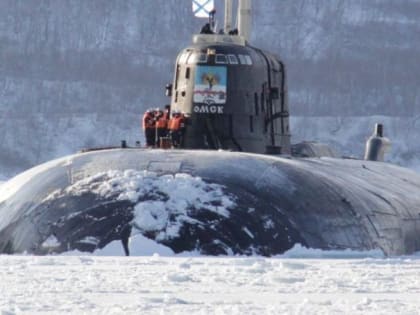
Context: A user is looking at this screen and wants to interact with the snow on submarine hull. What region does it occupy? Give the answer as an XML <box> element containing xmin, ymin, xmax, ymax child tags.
<box><xmin>1</xmin><ymin>148</ymin><xmax>420</xmax><ymax>256</ymax></box>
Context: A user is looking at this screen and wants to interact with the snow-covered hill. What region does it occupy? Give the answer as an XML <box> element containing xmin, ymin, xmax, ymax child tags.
<box><xmin>1</xmin><ymin>0</ymin><xmax>420</xmax><ymax>176</ymax></box>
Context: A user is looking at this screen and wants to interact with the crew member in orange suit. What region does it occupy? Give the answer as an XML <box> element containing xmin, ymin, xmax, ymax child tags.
<box><xmin>163</xmin><ymin>104</ymin><xmax>171</xmax><ymax>120</ymax></box>
<box><xmin>142</xmin><ymin>109</ymin><xmax>156</xmax><ymax>147</ymax></box>
<box><xmin>168</xmin><ymin>111</ymin><xmax>186</xmax><ymax>148</ymax></box>
<box><xmin>155</xmin><ymin>108</ymin><xmax>168</xmax><ymax>147</ymax></box>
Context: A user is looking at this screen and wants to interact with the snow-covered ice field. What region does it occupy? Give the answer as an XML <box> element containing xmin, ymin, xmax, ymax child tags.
<box><xmin>2</xmin><ymin>248</ymin><xmax>420</xmax><ymax>315</ymax></box>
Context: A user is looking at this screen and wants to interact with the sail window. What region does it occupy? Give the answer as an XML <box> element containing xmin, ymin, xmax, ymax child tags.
<box><xmin>238</xmin><ymin>54</ymin><xmax>247</xmax><ymax>64</ymax></box>
<box><xmin>197</xmin><ymin>53</ymin><xmax>208</xmax><ymax>63</ymax></box>
<box><xmin>174</xmin><ymin>65</ymin><xmax>180</xmax><ymax>89</ymax></box>
<box><xmin>187</xmin><ymin>52</ymin><xmax>208</xmax><ymax>64</ymax></box>
<box><xmin>238</xmin><ymin>54</ymin><xmax>252</xmax><ymax>65</ymax></box>
<box><xmin>244</xmin><ymin>55</ymin><xmax>253</xmax><ymax>65</ymax></box>
<box><xmin>215</xmin><ymin>54</ymin><xmax>228</xmax><ymax>64</ymax></box>
<box><xmin>228</xmin><ymin>54</ymin><xmax>239</xmax><ymax>64</ymax></box>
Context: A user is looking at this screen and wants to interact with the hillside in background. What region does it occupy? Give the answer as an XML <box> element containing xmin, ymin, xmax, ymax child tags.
<box><xmin>1</xmin><ymin>0</ymin><xmax>420</xmax><ymax>177</ymax></box>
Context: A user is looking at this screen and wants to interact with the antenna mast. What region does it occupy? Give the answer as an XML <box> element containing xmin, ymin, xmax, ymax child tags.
<box><xmin>238</xmin><ymin>0</ymin><xmax>251</xmax><ymax>42</ymax></box>
<box><xmin>224</xmin><ymin>0</ymin><xmax>233</xmax><ymax>34</ymax></box>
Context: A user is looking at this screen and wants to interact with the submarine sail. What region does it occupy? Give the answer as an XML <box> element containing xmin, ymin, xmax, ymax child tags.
<box><xmin>169</xmin><ymin>0</ymin><xmax>290</xmax><ymax>154</ymax></box>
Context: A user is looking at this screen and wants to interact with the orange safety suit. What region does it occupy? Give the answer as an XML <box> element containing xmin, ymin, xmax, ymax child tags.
<box><xmin>155</xmin><ymin>112</ymin><xmax>168</xmax><ymax>147</ymax></box>
<box><xmin>142</xmin><ymin>111</ymin><xmax>156</xmax><ymax>146</ymax></box>
<box><xmin>168</xmin><ymin>114</ymin><xmax>186</xmax><ymax>147</ymax></box>
<box><xmin>156</xmin><ymin>116</ymin><xmax>168</xmax><ymax>129</ymax></box>
<box><xmin>168</xmin><ymin>115</ymin><xmax>185</xmax><ymax>131</ymax></box>
<box><xmin>142</xmin><ymin>111</ymin><xmax>155</xmax><ymax>130</ymax></box>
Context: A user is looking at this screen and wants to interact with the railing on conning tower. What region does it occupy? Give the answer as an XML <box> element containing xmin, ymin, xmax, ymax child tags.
<box><xmin>192</xmin><ymin>34</ymin><xmax>246</xmax><ymax>46</ymax></box>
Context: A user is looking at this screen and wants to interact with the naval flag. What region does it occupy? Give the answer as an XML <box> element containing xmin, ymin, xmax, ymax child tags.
<box><xmin>192</xmin><ymin>0</ymin><xmax>215</xmax><ymax>18</ymax></box>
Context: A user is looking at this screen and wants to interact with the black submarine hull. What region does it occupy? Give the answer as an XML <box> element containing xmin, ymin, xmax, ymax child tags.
<box><xmin>1</xmin><ymin>148</ymin><xmax>420</xmax><ymax>256</ymax></box>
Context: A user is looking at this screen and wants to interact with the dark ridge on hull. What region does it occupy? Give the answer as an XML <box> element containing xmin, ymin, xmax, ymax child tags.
<box><xmin>1</xmin><ymin>149</ymin><xmax>420</xmax><ymax>256</ymax></box>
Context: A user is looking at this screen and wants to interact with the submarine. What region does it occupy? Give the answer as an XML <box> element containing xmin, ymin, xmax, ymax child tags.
<box><xmin>1</xmin><ymin>0</ymin><xmax>420</xmax><ymax>256</ymax></box>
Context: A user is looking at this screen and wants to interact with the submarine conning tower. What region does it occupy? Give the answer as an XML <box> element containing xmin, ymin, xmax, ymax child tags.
<box><xmin>168</xmin><ymin>1</ymin><xmax>291</xmax><ymax>154</ymax></box>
